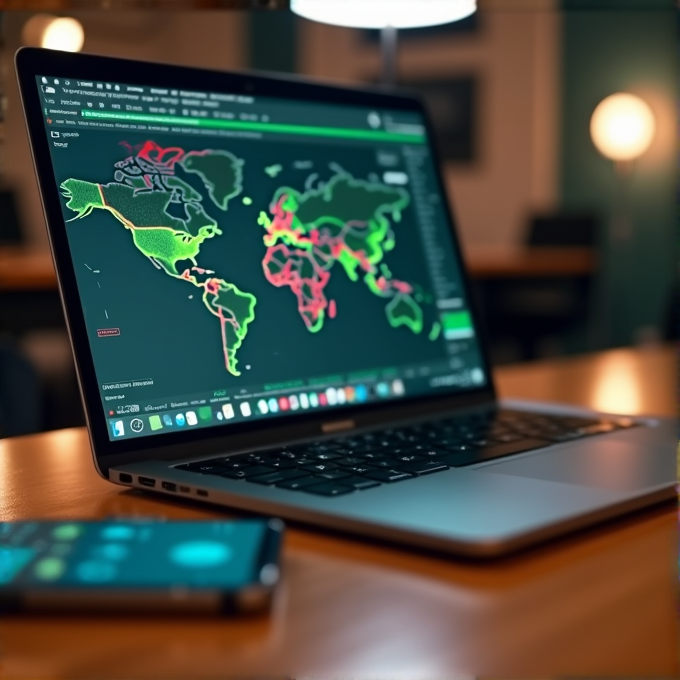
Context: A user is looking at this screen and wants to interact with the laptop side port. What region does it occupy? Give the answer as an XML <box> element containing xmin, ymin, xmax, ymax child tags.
<box><xmin>119</xmin><ymin>473</ymin><xmax>133</xmax><ymax>483</ymax></box>
<box><xmin>179</xmin><ymin>485</ymin><xmax>190</xmax><ymax>493</ymax></box>
<box><xmin>196</xmin><ymin>489</ymin><xmax>208</xmax><ymax>497</ymax></box>
<box><xmin>138</xmin><ymin>476</ymin><xmax>156</xmax><ymax>488</ymax></box>
<box><xmin>161</xmin><ymin>481</ymin><xmax>177</xmax><ymax>492</ymax></box>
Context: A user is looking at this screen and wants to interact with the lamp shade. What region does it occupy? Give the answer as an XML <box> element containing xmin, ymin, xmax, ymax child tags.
<box><xmin>22</xmin><ymin>14</ymin><xmax>85</xmax><ymax>52</ymax></box>
<box><xmin>590</xmin><ymin>93</ymin><xmax>655</xmax><ymax>162</ymax></box>
<box><xmin>290</xmin><ymin>0</ymin><xmax>477</xmax><ymax>29</ymax></box>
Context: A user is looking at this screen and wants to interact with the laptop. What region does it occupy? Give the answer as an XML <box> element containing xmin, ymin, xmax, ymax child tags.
<box><xmin>16</xmin><ymin>47</ymin><xmax>675</xmax><ymax>556</ymax></box>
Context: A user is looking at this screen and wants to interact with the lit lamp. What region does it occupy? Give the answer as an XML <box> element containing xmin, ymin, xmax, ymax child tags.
<box><xmin>291</xmin><ymin>0</ymin><xmax>477</xmax><ymax>84</ymax></box>
<box><xmin>22</xmin><ymin>15</ymin><xmax>85</xmax><ymax>53</ymax></box>
<box><xmin>590</xmin><ymin>93</ymin><xmax>655</xmax><ymax>166</ymax></box>
<box><xmin>589</xmin><ymin>92</ymin><xmax>655</xmax><ymax>241</ymax></box>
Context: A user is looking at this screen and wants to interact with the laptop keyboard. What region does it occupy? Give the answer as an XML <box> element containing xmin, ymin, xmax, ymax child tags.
<box><xmin>174</xmin><ymin>409</ymin><xmax>637</xmax><ymax>498</ymax></box>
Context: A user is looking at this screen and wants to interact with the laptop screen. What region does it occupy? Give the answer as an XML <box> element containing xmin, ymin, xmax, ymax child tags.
<box><xmin>35</xmin><ymin>73</ymin><xmax>488</xmax><ymax>442</ymax></box>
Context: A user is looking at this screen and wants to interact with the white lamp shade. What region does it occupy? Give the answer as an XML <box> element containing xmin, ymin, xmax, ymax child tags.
<box><xmin>590</xmin><ymin>93</ymin><xmax>655</xmax><ymax>162</ymax></box>
<box><xmin>291</xmin><ymin>0</ymin><xmax>477</xmax><ymax>29</ymax></box>
<box><xmin>22</xmin><ymin>14</ymin><xmax>85</xmax><ymax>53</ymax></box>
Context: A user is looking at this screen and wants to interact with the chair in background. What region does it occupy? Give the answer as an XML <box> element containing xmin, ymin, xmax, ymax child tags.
<box><xmin>476</xmin><ymin>213</ymin><xmax>598</xmax><ymax>363</ymax></box>
<box><xmin>527</xmin><ymin>213</ymin><xmax>596</xmax><ymax>248</ymax></box>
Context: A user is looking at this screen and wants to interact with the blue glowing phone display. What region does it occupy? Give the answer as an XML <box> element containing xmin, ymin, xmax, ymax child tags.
<box><xmin>0</xmin><ymin>520</ymin><xmax>269</xmax><ymax>589</ymax></box>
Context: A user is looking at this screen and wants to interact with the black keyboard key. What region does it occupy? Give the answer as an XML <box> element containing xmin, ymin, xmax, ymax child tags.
<box><xmin>276</xmin><ymin>476</ymin><xmax>318</xmax><ymax>491</ymax></box>
<box><xmin>392</xmin><ymin>453</ymin><xmax>425</xmax><ymax>463</ymax></box>
<box><xmin>175</xmin><ymin>461</ymin><xmax>227</xmax><ymax>473</ymax></box>
<box><xmin>395</xmin><ymin>460</ymin><xmax>449</xmax><ymax>475</ymax></box>
<box><xmin>248</xmin><ymin>469</ymin><xmax>308</xmax><ymax>485</ymax></box>
<box><xmin>266</xmin><ymin>459</ymin><xmax>299</xmax><ymax>469</ymax></box>
<box><xmin>339</xmin><ymin>476</ymin><xmax>381</xmax><ymax>490</ymax></box>
<box><xmin>301</xmin><ymin>462</ymin><xmax>338</xmax><ymax>473</ymax></box>
<box><xmin>242</xmin><ymin>453</ymin><xmax>271</xmax><ymax>464</ymax></box>
<box><xmin>493</xmin><ymin>433</ymin><xmax>525</xmax><ymax>443</ymax></box>
<box><xmin>471</xmin><ymin>439</ymin><xmax>500</xmax><ymax>447</ymax></box>
<box><xmin>441</xmin><ymin>438</ymin><xmax>551</xmax><ymax>467</ymax></box>
<box><xmin>361</xmin><ymin>452</ymin><xmax>394</xmax><ymax>464</ymax></box>
<box><xmin>210</xmin><ymin>465</ymin><xmax>276</xmax><ymax>479</ymax></box>
<box><xmin>238</xmin><ymin>465</ymin><xmax>276</xmax><ymax>477</ymax></box>
<box><xmin>364</xmin><ymin>469</ymin><xmax>413</xmax><ymax>483</ymax></box>
<box><xmin>342</xmin><ymin>464</ymin><xmax>377</xmax><ymax>475</ymax></box>
<box><xmin>438</xmin><ymin>452</ymin><xmax>477</xmax><ymax>467</ymax></box>
<box><xmin>312</xmin><ymin>470</ymin><xmax>352</xmax><ymax>481</ymax></box>
<box><xmin>309</xmin><ymin>452</ymin><xmax>342</xmax><ymax>461</ymax></box>
<box><xmin>215</xmin><ymin>460</ymin><xmax>252</xmax><ymax>471</ymax></box>
<box><xmin>335</xmin><ymin>456</ymin><xmax>366</xmax><ymax>467</ymax></box>
<box><xmin>302</xmin><ymin>481</ymin><xmax>353</xmax><ymax>497</ymax></box>
<box><xmin>213</xmin><ymin>469</ymin><xmax>248</xmax><ymax>479</ymax></box>
<box><xmin>369</xmin><ymin>459</ymin><xmax>397</xmax><ymax>468</ymax></box>
<box><xmin>277</xmin><ymin>450</ymin><xmax>306</xmax><ymax>460</ymax></box>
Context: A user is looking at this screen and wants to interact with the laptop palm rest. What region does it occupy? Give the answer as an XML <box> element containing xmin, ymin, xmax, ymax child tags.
<box><xmin>480</xmin><ymin>438</ymin><xmax>674</xmax><ymax>492</ymax></box>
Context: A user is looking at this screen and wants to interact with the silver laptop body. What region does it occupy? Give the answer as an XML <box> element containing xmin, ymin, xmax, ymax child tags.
<box><xmin>16</xmin><ymin>48</ymin><xmax>675</xmax><ymax>557</ymax></box>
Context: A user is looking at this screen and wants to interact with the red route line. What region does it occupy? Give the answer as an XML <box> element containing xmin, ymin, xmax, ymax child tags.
<box><xmin>263</xmin><ymin>192</ymin><xmax>407</xmax><ymax>327</ymax></box>
<box><xmin>262</xmin><ymin>243</ymin><xmax>330</xmax><ymax>330</ymax></box>
<box><xmin>135</xmin><ymin>140</ymin><xmax>186</xmax><ymax>169</ymax></box>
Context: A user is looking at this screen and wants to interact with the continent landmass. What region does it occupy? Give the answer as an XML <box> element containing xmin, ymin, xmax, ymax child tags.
<box><xmin>259</xmin><ymin>171</ymin><xmax>426</xmax><ymax>335</ymax></box>
<box><xmin>61</xmin><ymin>140</ymin><xmax>256</xmax><ymax>376</ymax></box>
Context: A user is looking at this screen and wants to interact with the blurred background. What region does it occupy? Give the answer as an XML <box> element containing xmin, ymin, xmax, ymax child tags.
<box><xmin>0</xmin><ymin>0</ymin><xmax>676</xmax><ymax>436</ymax></box>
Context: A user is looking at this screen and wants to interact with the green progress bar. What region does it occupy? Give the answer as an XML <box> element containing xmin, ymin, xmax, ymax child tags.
<box><xmin>440</xmin><ymin>310</ymin><xmax>474</xmax><ymax>340</ymax></box>
<box><xmin>81</xmin><ymin>110</ymin><xmax>426</xmax><ymax>144</ymax></box>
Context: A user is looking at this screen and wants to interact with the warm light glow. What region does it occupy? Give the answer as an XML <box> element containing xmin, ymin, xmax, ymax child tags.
<box><xmin>590</xmin><ymin>93</ymin><xmax>655</xmax><ymax>162</ymax></box>
<box><xmin>291</xmin><ymin>0</ymin><xmax>476</xmax><ymax>29</ymax></box>
<box><xmin>42</xmin><ymin>17</ymin><xmax>85</xmax><ymax>52</ymax></box>
<box><xmin>591</xmin><ymin>354</ymin><xmax>642</xmax><ymax>415</ymax></box>
<box><xmin>22</xmin><ymin>14</ymin><xmax>84</xmax><ymax>53</ymax></box>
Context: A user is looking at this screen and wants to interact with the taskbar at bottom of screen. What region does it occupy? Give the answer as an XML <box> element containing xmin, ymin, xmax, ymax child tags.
<box><xmin>105</xmin><ymin>378</ymin><xmax>410</xmax><ymax>441</ymax></box>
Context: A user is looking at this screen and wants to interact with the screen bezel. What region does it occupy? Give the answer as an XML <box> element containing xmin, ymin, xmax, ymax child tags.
<box><xmin>15</xmin><ymin>47</ymin><xmax>497</xmax><ymax>476</ymax></box>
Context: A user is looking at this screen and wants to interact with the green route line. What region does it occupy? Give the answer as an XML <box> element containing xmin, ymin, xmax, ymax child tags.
<box><xmin>81</xmin><ymin>110</ymin><xmax>426</xmax><ymax>144</ymax></box>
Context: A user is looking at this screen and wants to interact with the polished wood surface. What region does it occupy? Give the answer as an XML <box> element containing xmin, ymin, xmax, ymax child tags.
<box><xmin>0</xmin><ymin>347</ymin><xmax>676</xmax><ymax>677</ymax></box>
<box><xmin>0</xmin><ymin>246</ymin><xmax>596</xmax><ymax>291</ymax></box>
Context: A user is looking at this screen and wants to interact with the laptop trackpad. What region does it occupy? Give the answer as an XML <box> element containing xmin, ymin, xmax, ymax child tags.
<box><xmin>482</xmin><ymin>439</ymin><xmax>672</xmax><ymax>492</ymax></box>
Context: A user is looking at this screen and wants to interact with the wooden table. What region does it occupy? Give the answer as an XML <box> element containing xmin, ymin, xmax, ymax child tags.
<box><xmin>0</xmin><ymin>246</ymin><xmax>596</xmax><ymax>291</ymax></box>
<box><xmin>0</xmin><ymin>346</ymin><xmax>676</xmax><ymax>678</ymax></box>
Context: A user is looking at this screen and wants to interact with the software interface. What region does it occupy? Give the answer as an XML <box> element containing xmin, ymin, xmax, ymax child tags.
<box><xmin>37</xmin><ymin>74</ymin><xmax>487</xmax><ymax>441</ymax></box>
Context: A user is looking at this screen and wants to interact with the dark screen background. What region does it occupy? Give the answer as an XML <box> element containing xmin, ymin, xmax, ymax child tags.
<box><xmin>55</xmin><ymin>130</ymin><xmax>457</xmax><ymax>401</ymax></box>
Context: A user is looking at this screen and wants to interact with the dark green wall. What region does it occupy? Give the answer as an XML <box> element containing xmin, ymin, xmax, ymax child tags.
<box><xmin>248</xmin><ymin>9</ymin><xmax>297</xmax><ymax>73</ymax></box>
<box><xmin>560</xmin><ymin>5</ymin><xmax>677</xmax><ymax>347</ymax></box>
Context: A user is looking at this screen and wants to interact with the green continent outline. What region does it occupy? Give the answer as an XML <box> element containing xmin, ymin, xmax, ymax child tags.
<box><xmin>181</xmin><ymin>150</ymin><xmax>244</xmax><ymax>211</ymax></box>
<box><xmin>202</xmin><ymin>278</ymin><xmax>257</xmax><ymax>376</ymax></box>
<box><xmin>261</xmin><ymin>171</ymin><xmax>427</xmax><ymax>336</ymax></box>
<box><xmin>61</xmin><ymin>145</ymin><xmax>256</xmax><ymax>377</ymax></box>
<box><xmin>61</xmin><ymin>178</ymin><xmax>220</xmax><ymax>276</ymax></box>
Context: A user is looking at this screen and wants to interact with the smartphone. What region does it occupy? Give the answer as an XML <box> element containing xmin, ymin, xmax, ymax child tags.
<box><xmin>0</xmin><ymin>518</ymin><xmax>283</xmax><ymax>614</ymax></box>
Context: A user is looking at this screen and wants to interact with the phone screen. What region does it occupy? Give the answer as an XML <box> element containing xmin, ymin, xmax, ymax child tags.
<box><xmin>0</xmin><ymin>520</ymin><xmax>271</xmax><ymax>589</ymax></box>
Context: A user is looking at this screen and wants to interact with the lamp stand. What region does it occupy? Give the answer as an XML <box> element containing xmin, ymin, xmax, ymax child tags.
<box><xmin>380</xmin><ymin>25</ymin><xmax>398</xmax><ymax>85</ymax></box>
